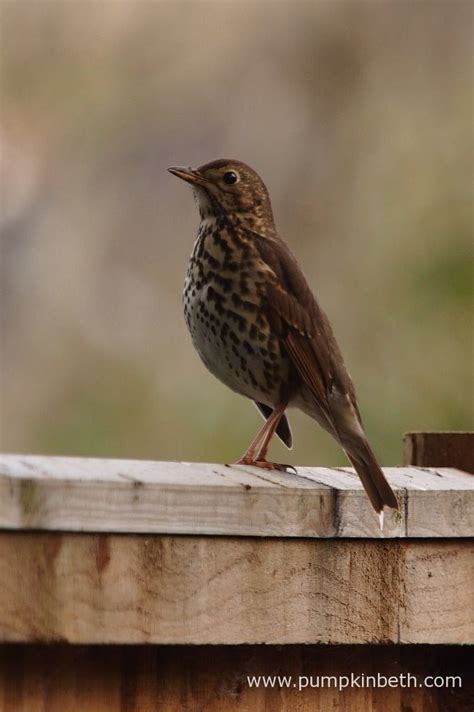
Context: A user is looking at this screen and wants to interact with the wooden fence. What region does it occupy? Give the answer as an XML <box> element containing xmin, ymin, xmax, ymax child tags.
<box><xmin>0</xmin><ymin>432</ymin><xmax>472</xmax><ymax>710</ymax></box>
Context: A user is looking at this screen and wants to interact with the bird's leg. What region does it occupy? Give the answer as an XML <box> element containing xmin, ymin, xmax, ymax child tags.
<box><xmin>254</xmin><ymin>402</ymin><xmax>287</xmax><ymax>461</ymax></box>
<box><xmin>235</xmin><ymin>417</ymin><xmax>273</xmax><ymax>465</ymax></box>
<box><xmin>236</xmin><ymin>402</ymin><xmax>295</xmax><ymax>472</ymax></box>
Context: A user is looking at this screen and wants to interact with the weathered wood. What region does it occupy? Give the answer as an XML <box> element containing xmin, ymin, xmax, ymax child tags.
<box><xmin>0</xmin><ymin>533</ymin><xmax>472</xmax><ymax>645</ymax></box>
<box><xmin>1</xmin><ymin>454</ymin><xmax>473</xmax><ymax>538</ymax></box>
<box><xmin>404</xmin><ymin>431</ymin><xmax>474</xmax><ymax>473</ymax></box>
<box><xmin>0</xmin><ymin>644</ymin><xmax>471</xmax><ymax>712</ymax></box>
<box><xmin>1</xmin><ymin>442</ymin><xmax>471</xmax><ymax>710</ymax></box>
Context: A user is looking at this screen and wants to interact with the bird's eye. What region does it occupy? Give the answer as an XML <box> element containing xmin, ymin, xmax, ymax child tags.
<box><xmin>223</xmin><ymin>170</ymin><xmax>239</xmax><ymax>185</ymax></box>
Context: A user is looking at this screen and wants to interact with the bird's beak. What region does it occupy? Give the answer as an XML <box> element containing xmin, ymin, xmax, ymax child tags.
<box><xmin>168</xmin><ymin>166</ymin><xmax>205</xmax><ymax>185</ymax></box>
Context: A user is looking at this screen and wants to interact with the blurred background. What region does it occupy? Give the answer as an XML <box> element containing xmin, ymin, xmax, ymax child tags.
<box><xmin>1</xmin><ymin>1</ymin><xmax>472</xmax><ymax>467</ymax></box>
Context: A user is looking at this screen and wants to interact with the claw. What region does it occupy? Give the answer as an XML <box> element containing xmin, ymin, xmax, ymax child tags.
<box><xmin>236</xmin><ymin>457</ymin><xmax>297</xmax><ymax>474</ymax></box>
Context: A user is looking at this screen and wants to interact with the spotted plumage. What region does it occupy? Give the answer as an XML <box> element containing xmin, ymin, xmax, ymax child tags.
<box><xmin>169</xmin><ymin>159</ymin><xmax>398</xmax><ymax>513</ymax></box>
<box><xmin>183</xmin><ymin>214</ymin><xmax>290</xmax><ymax>403</ymax></box>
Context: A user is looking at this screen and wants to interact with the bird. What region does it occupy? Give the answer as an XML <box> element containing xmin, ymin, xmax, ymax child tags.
<box><xmin>168</xmin><ymin>159</ymin><xmax>398</xmax><ymax>513</ymax></box>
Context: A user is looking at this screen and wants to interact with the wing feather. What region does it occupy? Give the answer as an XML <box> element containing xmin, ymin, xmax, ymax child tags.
<box><xmin>256</xmin><ymin>233</ymin><xmax>358</xmax><ymax>437</ymax></box>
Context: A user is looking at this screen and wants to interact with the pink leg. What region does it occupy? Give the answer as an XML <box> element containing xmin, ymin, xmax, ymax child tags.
<box><xmin>255</xmin><ymin>402</ymin><xmax>287</xmax><ymax>461</ymax></box>
<box><xmin>236</xmin><ymin>403</ymin><xmax>294</xmax><ymax>472</ymax></box>
<box><xmin>236</xmin><ymin>417</ymin><xmax>272</xmax><ymax>464</ymax></box>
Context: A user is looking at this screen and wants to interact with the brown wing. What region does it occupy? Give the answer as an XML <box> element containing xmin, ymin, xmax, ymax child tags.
<box><xmin>255</xmin><ymin>233</ymin><xmax>359</xmax><ymax>437</ymax></box>
<box><xmin>253</xmin><ymin>232</ymin><xmax>398</xmax><ymax>512</ymax></box>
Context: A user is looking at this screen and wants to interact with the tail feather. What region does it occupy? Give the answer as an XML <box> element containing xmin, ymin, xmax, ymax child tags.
<box><xmin>346</xmin><ymin>440</ymin><xmax>399</xmax><ymax>513</ymax></box>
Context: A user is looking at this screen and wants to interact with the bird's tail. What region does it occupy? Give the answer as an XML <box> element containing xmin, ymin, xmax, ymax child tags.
<box><xmin>345</xmin><ymin>439</ymin><xmax>399</xmax><ymax>513</ymax></box>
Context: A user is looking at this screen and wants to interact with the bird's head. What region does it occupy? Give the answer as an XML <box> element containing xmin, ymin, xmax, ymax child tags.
<box><xmin>168</xmin><ymin>159</ymin><xmax>275</xmax><ymax>234</ymax></box>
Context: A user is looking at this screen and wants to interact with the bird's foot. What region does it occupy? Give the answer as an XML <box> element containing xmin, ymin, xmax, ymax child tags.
<box><xmin>235</xmin><ymin>457</ymin><xmax>297</xmax><ymax>474</ymax></box>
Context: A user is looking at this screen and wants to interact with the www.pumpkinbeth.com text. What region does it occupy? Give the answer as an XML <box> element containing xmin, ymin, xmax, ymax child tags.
<box><xmin>246</xmin><ymin>673</ymin><xmax>462</xmax><ymax>692</ymax></box>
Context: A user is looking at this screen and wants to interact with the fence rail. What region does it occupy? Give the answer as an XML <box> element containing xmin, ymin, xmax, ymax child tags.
<box><xmin>0</xmin><ymin>455</ymin><xmax>472</xmax><ymax>538</ymax></box>
<box><xmin>0</xmin><ymin>433</ymin><xmax>473</xmax><ymax>710</ymax></box>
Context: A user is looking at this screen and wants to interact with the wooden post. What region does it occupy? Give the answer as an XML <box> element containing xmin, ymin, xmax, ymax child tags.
<box><xmin>0</xmin><ymin>440</ymin><xmax>473</xmax><ymax>710</ymax></box>
<box><xmin>404</xmin><ymin>431</ymin><xmax>474</xmax><ymax>473</ymax></box>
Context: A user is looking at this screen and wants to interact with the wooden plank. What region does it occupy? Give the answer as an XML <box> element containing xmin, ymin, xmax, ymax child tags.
<box><xmin>382</xmin><ymin>466</ymin><xmax>474</xmax><ymax>537</ymax></box>
<box><xmin>401</xmin><ymin>541</ymin><xmax>474</xmax><ymax>644</ymax></box>
<box><xmin>1</xmin><ymin>455</ymin><xmax>473</xmax><ymax>538</ymax></box>
<box><xmin>0</xmin><ymin>533</ymin><xmax>471</xmax><ymax>645</ymax></box>
<box><xmin>0</xmin><ymin>644</ymin><xmax>471</xmax><ymax>712</ymax></box>
<box><xmin>404</xmin><ymin>431</ymin><xmax>474</xmax><ymax>473</ymax></box>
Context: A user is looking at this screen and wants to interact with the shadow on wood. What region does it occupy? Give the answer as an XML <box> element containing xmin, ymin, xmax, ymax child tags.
<box><xmin>1</xmin><ymin>644</ymin><xmax>472</xmax><ymax>712</ymax></box>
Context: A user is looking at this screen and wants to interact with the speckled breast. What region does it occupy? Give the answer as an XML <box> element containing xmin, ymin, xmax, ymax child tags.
<box><xmin>183</xmin><ymin>218</ymin><xmax>290</xmax><ymax>406</ymax></box>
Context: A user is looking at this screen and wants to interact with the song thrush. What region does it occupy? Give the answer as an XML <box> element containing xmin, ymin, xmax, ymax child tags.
<box><xmin>168</xmin><ymin>159</ymin><xmax>398</xmax><ymax>512</ymax></box>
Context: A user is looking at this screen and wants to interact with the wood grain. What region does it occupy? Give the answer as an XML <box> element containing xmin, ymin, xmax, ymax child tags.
<box><xmin>404</xmin><ymin>431</ymin><xmax>474</xmax><ymax>473</ymax></box>
<box><xmin>0</xmin><ymin>533</ymin><xmax>472</xmax><ymax>645</ymax></box>
<box><xmin>1</xmin><ymin>443</ymin><xmax>472</xmax><ymax>710</ymax></box>
<box><xmin>1</xmin><ymin>644</ymin><xmax>472</xmax><ymax>712</ymax></box>
<box><xmin>1</xmin><ymin>455</ymin><xmax>473</xmax><ymax>538</ymax></box>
